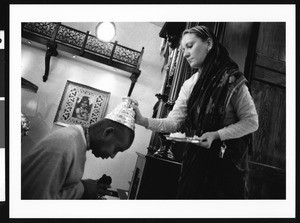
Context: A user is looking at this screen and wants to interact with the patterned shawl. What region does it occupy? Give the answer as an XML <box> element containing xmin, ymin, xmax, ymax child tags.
<box><xmin>184</xmin><ymin>26</ymin><xmax>246</xmax><ymax>137</ymax></box>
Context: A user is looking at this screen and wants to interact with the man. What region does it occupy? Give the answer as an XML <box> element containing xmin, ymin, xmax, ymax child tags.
<box><xmin>21</xmin><ymin>118</ymin><xmax>134</xmax><ymax>199</ymax></box>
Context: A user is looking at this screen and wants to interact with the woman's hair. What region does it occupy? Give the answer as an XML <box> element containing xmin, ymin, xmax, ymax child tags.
<box><xmin>182</xmin><ymin>25</ymin><xmax>239</xmax><ymax>135</ymax></box>
<box><xmin>182</xmin><ymin>25</ymin><xmax>213</xmax><ymax>43</ymax></box>
<box><xmin>182</xmin><ymin>25</ymin><xmax>235</xmax><ymax>75</ymax></box>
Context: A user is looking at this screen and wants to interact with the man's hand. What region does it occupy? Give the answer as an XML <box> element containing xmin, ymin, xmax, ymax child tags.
<box><xmin>81</xmin><ymin>179</ymin><xmax>98</xmax><ymax>199</ymax></box>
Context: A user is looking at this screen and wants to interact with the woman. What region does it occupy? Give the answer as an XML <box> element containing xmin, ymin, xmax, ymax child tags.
<box><xmin>133</xmin><ymin>25</ymin><xmax>258</xmax><ymax>199</ymax></box>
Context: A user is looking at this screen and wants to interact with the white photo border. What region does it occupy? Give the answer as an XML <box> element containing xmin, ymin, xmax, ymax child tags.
<box><xmin>10</xmin><ymin>4</ymin><xmax>296</xmax><ymax>219</ymax></box>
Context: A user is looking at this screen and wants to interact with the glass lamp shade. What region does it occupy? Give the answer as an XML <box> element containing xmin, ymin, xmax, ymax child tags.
<box><xmin>95</xmin><ymin>22</ymin><xmax>116</xmax><ymax>42</ymax></box>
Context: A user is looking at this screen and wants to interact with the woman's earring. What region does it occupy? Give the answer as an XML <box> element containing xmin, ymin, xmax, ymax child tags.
<box><xmin>207</xmin><ymin>46</ymin><xmax>212</xmax><ymax>53</ymax></box>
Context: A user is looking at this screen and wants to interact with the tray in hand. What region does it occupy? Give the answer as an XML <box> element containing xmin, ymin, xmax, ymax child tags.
<box><xmin>165</xmin><ymin>135</ymin><xmax>201</xmax><ymax>144</ymax></box>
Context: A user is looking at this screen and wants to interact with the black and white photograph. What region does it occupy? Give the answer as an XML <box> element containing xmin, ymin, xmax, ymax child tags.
<box><xmin>3</xmin><ymin>3</ymin><xmax>298</xmax><ymax>222</ymax></box>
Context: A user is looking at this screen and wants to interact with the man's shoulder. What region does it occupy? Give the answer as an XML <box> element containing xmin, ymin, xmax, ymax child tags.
<box><xmin>52</xmin><ymin>125</ymin><xmax>82</xmax><ymax>138</ymax></box>
<box><xmin>42</xmin><ymin>125</ymin><xmax>83</xmax><ymax>150</ymax></box>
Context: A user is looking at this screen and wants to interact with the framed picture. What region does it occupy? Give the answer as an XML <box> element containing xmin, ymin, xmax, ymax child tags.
<box><xmin>54</xmin><ymin>80</ymin><xmax>110</xmax><ymax>127</ymax></box>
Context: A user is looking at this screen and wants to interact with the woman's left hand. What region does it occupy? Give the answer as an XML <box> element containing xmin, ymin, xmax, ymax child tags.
<box><xmin>194</xmin><ymin>131</ymin><xmax>220</xmax><ymax>149</ymax></box>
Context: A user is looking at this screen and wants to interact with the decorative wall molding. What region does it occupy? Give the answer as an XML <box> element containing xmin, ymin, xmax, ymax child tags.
<box><xmin>22</xmin><ymin>22</ymin><xmax>144</xmax><ymax>96</ymax></box>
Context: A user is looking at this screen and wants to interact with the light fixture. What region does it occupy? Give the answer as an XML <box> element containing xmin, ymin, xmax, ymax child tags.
<box><xmin>95</xmin><ymin>22</ymin><xmax>116</xmax><ymax>42</ymax></box>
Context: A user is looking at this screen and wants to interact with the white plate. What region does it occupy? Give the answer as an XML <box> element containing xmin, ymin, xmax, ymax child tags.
<box><xmin>165</xmin><ymin>136</ymin><xmax>200</xmax><ymax>144</ymax></box>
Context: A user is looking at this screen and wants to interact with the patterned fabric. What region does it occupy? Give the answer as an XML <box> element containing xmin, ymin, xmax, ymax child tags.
<box><xmin>178</xmin><ymin>26</ymin><xmax>251</xmax><ymax>199</ymax></box>
<box><xmin>185</xmin><ymin>43</ymin><xmax>246</xmax><ymax>136</ymax></box>
<box><xmin>177</xmin><ymin>69</ymin><xmax>249</xmax><ymax>199</ymax></box>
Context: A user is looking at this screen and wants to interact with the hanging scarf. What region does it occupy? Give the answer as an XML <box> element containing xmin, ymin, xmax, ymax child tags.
<box><xmin>178</xmin><ymin>26</ymin><xmax>251</xmax><ymax>198</ymax></box>
<box><xmin>184</xmin><ymin>27</ymin><xmax>246</xmax><ymax>136</ymax></box>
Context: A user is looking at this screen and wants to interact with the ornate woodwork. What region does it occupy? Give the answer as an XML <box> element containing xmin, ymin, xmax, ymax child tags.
<box><xmin>22</xmin><ymin>22</ymin><xmax>144</xmax><ymax>96</ymax></box>
<box><xmin>247</xmin><ymin>22</ymin><xmax>286</xmax><ymax>199</ymax></box>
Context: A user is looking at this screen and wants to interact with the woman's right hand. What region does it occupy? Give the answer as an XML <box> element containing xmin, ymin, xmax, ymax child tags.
<box><xmin>131</xmin><ymin>104</ymin><xmax>148</xmax><ymax>128</ymax></box>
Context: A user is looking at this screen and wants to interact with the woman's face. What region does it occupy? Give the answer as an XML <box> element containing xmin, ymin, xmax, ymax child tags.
<box><xmin>181</xmin><ymin>33</ymin><xmax>211</xmax><ymax>69</ymax></box>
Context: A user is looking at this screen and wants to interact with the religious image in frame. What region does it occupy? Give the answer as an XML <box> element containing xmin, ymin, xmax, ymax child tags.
<box><xmin>54</xmin><ymin>80</ymin><xmax>110</xmax><ymax>127</ymax></box>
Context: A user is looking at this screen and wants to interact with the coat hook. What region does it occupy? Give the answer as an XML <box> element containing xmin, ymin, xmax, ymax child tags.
<box><xmin>43</xmin><ymin>41</ymin><xmax>58</xmax><ymax>82</ymax></box>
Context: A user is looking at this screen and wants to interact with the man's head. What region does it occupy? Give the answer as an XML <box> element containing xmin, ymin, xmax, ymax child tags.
<box><xmin>88</xmin><ymin>118</ymin><xmax>135</xmax><ymax>159</ymax></box>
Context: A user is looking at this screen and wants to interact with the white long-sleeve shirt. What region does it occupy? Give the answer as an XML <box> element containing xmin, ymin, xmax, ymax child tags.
<box><xmin>21</xmin><ymin>125</ymin><xmax>87</xmax><ymax>199</ymax></box>
<box><xmin>146</xmin><ymin>72</ymin><xmax>259</xmax><ymax>141</ymax></box>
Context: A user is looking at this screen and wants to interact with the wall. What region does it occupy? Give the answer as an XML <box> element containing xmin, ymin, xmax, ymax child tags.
<box><xmin>221</xmin><ymin>22</ymin><xmax>253</xmax><ymax>73</ymax></box>
<box><xmin>21</xmin><ymin>22</ymin><xmax>165</xmax><ymax>190</ymax></box>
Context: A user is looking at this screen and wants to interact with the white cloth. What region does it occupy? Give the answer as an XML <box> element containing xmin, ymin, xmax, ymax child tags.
<box><xmin>21</xmin><ymin>125</ymin><xmax>87</xmax><ymax>199</ymax></box>
<box><xmin>147</xmin><ymin>72</ymin><xmax>259</xmax><ymax>141</ymax></box>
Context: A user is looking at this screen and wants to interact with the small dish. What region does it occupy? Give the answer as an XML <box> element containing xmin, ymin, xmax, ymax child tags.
<box><xmin>166</xmin><ymin>136</ymin><xmax>200</xmax><ymax>144</ymax></box>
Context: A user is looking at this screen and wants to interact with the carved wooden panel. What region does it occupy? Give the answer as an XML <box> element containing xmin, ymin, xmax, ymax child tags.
<box><xmin>247</xmin><ymin>22</ymin><xmax>286</xmax><ymax>199</ymax></box>
<box><xmin>254</xmin><ymin>53</ymin><xmax>285</xmax><ymax>87</ymax></box>
<box><xmin>22</xmin><ymin>22</ymin><xmax>144</xmax><ymax>71</ymax></box>
<box><xmin>254</xmin><ymin>65</ymin><xmax>285</xmax><ymax>87</ymax></box>
<box><xmin>256</xmin><ymin>22</ymin><xmax>285</xmax><ymax>61</ymax></box>
<box><xmin>250</xmin><ymin>22</ymin><xmax>286</xmax><ymax>169</ymax></box>
<box><xmin>251</xmin><ymin>80</ymin><xmax>286</xmax><ymax>169</ymax></box>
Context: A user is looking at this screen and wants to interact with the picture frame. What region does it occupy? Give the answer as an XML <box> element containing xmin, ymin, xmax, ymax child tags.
<box><xmin>54</xmin><ymin>80</ymin><xmax>110</xmax><ymax>127</ymax></box>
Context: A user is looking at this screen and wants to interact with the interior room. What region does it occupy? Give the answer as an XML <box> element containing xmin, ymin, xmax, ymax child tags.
<box><xmin>21</xmin><ymin>21</ymin><xmax>286</xmax><ymax>201</ymax></box>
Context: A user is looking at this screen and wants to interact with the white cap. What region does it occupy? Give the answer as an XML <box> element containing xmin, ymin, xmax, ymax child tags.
<box><xmin>105</xmin><ymin>97</ymin><xmax>138</xmax><ymax>131</ymax></box>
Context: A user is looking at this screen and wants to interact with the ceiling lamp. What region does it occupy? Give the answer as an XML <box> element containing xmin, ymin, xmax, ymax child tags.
<box><xmin>95</xmin><ymin>22</ymin><xmax>116</xmax><ymax>42</ymax></box>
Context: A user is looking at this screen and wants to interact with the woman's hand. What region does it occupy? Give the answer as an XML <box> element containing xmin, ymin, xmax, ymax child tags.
<box><xmin>131</xmin><ymin>104</ymin><xmax>148</xmax><ymax>128</ymax></box>
<box><xmin>193</xmin><ymin>131</ymin><xmax>220</xmax><ymax>149</ymax></box>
